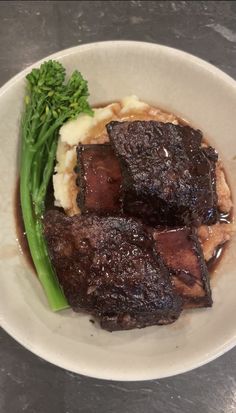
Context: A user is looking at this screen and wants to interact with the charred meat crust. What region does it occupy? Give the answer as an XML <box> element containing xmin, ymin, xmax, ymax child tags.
<box><xmin>153</xmin><ymin>227</ymin><xmax>212</xmax><ymax>308</ymax></box>
<box><xmin>76</xmin><ymin>144</ymin><xmax>122</xmax><ymax>215</ymax></box>
<box><xmin>101</xmin><ymin>311</ymin><xmax>179</xmax><ymax>331</ymax></box>
<box><xmin>44</xmin><ymin>211</ymin><xmax>182</xmax><ymax>331</ymax></box>
<box><xmin>106</xmin><ymin>120</ymin><xmax>218</xmax><ymax>226</ymax></box>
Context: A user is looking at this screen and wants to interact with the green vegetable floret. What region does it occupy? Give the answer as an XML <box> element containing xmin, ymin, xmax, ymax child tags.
<box><xmin>20</xmin><ymin>60</ymin><xmax>93</xmax><ymax>310</ymax></box>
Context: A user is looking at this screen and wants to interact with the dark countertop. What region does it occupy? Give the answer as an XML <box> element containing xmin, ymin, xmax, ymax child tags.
<box><xmin>1</xmin><ymin>1</ymin><xmax>236</xmax><ymax>412</ymax></box>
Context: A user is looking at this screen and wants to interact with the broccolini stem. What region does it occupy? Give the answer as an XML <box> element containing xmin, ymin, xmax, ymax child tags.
<box><xmin>20</xmin><ymin>142</ymin><xmax>68</xmax><ymax>310</ymax></box>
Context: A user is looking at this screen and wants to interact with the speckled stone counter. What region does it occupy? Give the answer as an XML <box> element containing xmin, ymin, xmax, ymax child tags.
<box><xmin>1</xmin><ymin>2</ymin><xmax>236</xmax><ymax>412</ymax></box>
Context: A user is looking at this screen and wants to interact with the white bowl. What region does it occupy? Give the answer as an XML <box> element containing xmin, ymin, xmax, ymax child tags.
<box><xmin>0</xmin><ymin>41</ymin><xmax>236</xmax><ymax>381</ymax></box>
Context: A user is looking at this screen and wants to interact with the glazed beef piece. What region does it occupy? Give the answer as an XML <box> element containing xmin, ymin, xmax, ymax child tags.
<box><xmin>153</xmin><ymin>227</ymin><xmax>212</xmax><ymax>308</ymax></box>
<box><xmin>76</xmin><ymin>144</ymin><xmax>122</xmax><ymax>215</ymax></box>
<box><xmin>44</xmin><ymin>210</ymin><xmax>182</xmax><ymax>331</ymax></box>
<box><xmin>107</xmin><ymin>121</ymin><xmax>218</xmax><ymax>226</ymax></box>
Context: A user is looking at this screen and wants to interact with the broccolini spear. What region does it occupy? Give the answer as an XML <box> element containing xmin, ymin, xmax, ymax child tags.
<box><xmin>20</xmin><ymin>60</ymin><xmax>93</xmax><ymax>310</ymax></box>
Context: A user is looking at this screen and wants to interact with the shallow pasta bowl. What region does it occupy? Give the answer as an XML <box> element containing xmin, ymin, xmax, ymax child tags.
<box><xmin>0</xmin><ymin>41</ymin><xmax>236</xmax><ymax>381</ymax></box>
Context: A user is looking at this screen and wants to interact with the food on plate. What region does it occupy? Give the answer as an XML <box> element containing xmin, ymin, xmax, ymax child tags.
<box><xmin>44</xmin><ymin>211</ymin><xmax>182</xmax><ymax>331</ymax></box>
<box><xmin>198</xmin><ymin>223</ymin><xmax>234</xmax><ymax>262</ymax></box>
<box><xmin>153</xmin><ymin>228</ymin><xmax>212</xmax><ymax>308</ymax></box>
<box><xmin>216</xmin><ymin>161</ymin><xmax>233</xmax><ymax>213</ymax></box>
<box><xmin>19</xmin><ymin>60</ymin><xmax>92</xmax><ymax>310</ymax></box>
<box><xmin>107</xmin><ymin>120</ymin><xmax>218</xmax><ymax>226</ymax></box>
<box><xmin>18</xmin><ymin>60</ymin><xmax>233</xmax><ymax>331</ymax></box>
<box><xmin>76</xmin><ymin>144</ymin><xmax>122</xmax><ymax>215</ymax></box>
<box><xmin>53</xmin><ymin>95</ymin><xmax>180</xmax><ymax>216</ymax></box>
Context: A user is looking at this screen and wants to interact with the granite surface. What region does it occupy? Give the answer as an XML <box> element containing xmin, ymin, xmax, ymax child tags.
<box><xmin>1</xmin><ymin>1</ymin><xmax>236</xmax><ymax>412</ymax></box>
